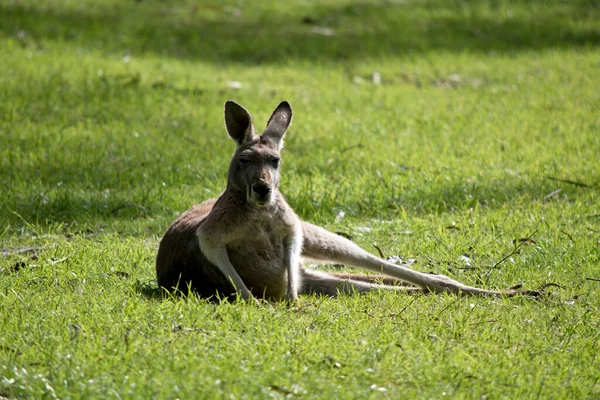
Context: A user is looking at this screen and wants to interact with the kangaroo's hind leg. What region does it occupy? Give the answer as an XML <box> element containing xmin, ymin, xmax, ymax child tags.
<box><xmin>300</xmin><ymin>221</ymin><xmax>510</xmax><ymax>296</ymax></box>
<box><xmin>300</xmin><ymin>268</ymin><xmax>427</xmax><ymax>296</ymax></box>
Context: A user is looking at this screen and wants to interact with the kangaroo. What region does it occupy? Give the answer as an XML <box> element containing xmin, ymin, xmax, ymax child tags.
<box><xmin>156</xmin><ymin>100</ymin><xmax>531</xmax><ymax>301</ymax></box>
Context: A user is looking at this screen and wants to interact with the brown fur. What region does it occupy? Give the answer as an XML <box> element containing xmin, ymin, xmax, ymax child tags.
<box><xmin>156</xmin><ymin>101</ymin><xmax>535</xmax><ymax>301</ymax></box>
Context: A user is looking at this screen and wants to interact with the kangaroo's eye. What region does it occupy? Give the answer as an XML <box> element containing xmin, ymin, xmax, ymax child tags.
<box><xmin>239</xmin><ymin>158</ymin><xmax>250</xmax><ymax>165</ymax></box>
<box><xmin>272</xmin><ymin>158</ymin><xmax>280</xmax><ymax>167</ymax></box>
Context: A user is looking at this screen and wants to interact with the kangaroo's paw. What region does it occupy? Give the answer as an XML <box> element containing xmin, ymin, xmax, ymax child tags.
<box><xmin>285</xmin><ymin>292</ymin><xmax>299</xmax><ymax>302</ymax></box>
<box><xmin>426</xmin><ymin>274</ymin><xmax>472</xmax><ymax>294</ymax></box>
<box><xmin>427</xmin><ymin>274</ymin><xmax>512</xmax><ymax>296</ymax></box>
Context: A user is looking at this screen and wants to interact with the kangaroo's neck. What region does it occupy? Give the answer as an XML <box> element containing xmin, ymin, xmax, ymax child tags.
<box><xmin>224</xmin><ymin>183</ymin><xmax>246</xmax><ymax>203</ymax></box>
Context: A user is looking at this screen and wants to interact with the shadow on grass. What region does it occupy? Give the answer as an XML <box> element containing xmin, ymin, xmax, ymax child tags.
<box><xmin>1</xmin><ymin>0</ymin><xmax>598</xmax><ymax>64</ymax></box>
<box><xmin>5</xmin><ymin>173</ymin><xmax>593</xmax><ymax>234</ymax></box>
<box><xmin>288</xmin><ymin>178</ymin><xmax>597</xmax><ymax>222</ymax></box>
<box><xmin>134</xmin><ymin>279</ymin><xmax>231</xmax><ymax>304</ymax></box>
<box><xmin>134</xmin><ymin>279</ymin><xmax>167</xmax><ymax>300</ymax></box>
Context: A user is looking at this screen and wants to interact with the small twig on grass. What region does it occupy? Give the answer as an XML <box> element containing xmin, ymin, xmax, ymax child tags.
<box><xmin>434</xmin><ymin>297</ymin><xmax>462</xmax><ymax>320</ymax></box>
<box><xmin>545</xmin><ymin>176</ymin><xmax>596</xmax><ymax>189</ymax></box>
<box><xmin>1</xmin><ymin>246</ymin><xmax>42</xmax><ymax>257</ymax></box>
<box><xmin>485</xmin><ymin>229</ymin><xmax>539</xmax><ymax>283</ymax></box>
<box><xmin>372</xmin><ymin>243</ymin><xmax>385</xmax><ymax>258</ymax></box>
<box><xmin>340</xmin><ymin>143</ymin><xmax>363</xmax><ymax>153</ymax></box>
<box><xmin>509</xmin><ymin>282</ymin><xmax>562</xmax><ymax>298</ymax></box>
<box><xmin>484</xmin><ymin>244</ymin><xmax>523</xmax><ymax>279</ymax></box>
<box><xmin>586</xmin><ymin>277</ymin><xmax>600</xmax><ymax>282</ymax></box>
<box><xmin>431</xmin><ymin>233</ymin><xmax>451</xmax><ymax>252</ymax></box>
<box><xmin>560</xmin><ymin>230</ymin><xmax>574</xmax><ymax>241</ymax></box>
<box><xmin>398</xmin><ymin>293</ymin><xmax>425</xmax><ymax>316</ymax></box>
<box><xmin>539</xmin><ymin>282</ymin><xmax>563</xmax><ymax>291</ymax></box>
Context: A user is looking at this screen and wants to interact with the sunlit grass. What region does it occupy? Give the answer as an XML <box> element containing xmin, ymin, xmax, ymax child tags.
<box><xmin>1</xmin><ymin>0</ymin><xmax>599</xmax><ymax>398</ymax></box>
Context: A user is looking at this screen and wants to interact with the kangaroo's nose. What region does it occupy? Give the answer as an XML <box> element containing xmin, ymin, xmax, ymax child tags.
<box><xmin>252</xmin><ymin>183</ymin><xmax>272</xmax><ymax>198</ymax></box>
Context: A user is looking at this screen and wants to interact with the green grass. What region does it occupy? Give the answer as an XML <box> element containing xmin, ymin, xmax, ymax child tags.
<box><xmin>1</xmin><ymin>0</ymin><xmax>599</xmax><ymax>398</ymax></box>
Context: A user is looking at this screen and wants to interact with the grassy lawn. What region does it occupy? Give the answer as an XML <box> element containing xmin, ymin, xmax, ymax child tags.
<box><xmin>1</xmin><ymin>0</ymin><xmax>599</xmax><ymax>398</ymax></box>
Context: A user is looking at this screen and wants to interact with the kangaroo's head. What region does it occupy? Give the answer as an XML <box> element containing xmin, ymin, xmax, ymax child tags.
<box><xmin>224</xmin><ymin>100</ymin><xmax>292</xmax><ymax>206</ymax></box>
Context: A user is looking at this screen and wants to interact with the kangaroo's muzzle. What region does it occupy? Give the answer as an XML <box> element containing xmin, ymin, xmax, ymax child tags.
<box><xmin>251</xmin><ymin>182</ymin><xmax>273</xmax><ymax>205</ymax></box>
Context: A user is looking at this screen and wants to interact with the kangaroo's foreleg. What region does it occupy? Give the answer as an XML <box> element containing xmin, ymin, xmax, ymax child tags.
<box><xmin>283</xmin><ymin>230</ymin><xmax>303</xmax><ymax>301</ymax></box>
<box><xmin>197</xmin><ymin>231</ymin><xmax>255</xmax><ymax>301</ymax></box>
<box><xmin>301</xmin><ymin>221</ymin><xmax>508</xmax><ymax>296</ymax></box>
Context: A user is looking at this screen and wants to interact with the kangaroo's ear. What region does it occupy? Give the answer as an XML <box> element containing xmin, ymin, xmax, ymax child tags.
<box><xmin>262</xmin><ymin>101</ymin><xmax>292</xmax><ymax>148</ymax></box>
<box><xmin>224</xmin><ymin>100</ymin><xmax>257</xmax><ymax>145</ymax></box>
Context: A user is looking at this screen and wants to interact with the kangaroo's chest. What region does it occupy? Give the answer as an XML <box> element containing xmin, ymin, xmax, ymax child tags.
<box><xmin>228</xmin><ymin>223</ymin><xmax>286</xmax><ymax>262</ymax></box>
<box><xmin>225</xmin><ymin>212</ymin><xmax>296</xmax><ymax>298</ymax></box>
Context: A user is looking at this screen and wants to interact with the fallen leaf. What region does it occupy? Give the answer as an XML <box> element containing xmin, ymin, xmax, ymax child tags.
<box><xmin>372</xmin><ymin>72</ymin><xmax>381</xmax><ymax>85</ymax></box>
<box><xmin>513</xmin><ymin>238</ymin><xmax>537</xmax><ymax>245</ymax></box>
<box><xmin>311</xmin><ymin>26</ymin><xmax>336</xmax><ymax>36</ymax></box>
<box><xmin>50</xmin><ymin>257</ymin><xmax>69</xmax><ymax>265</ymax></box>
<box><xmin>323</xmin><ymin>356</ymin><xmax>342</xmax><ymax>368</ymax></box>
<box><xmin>544</xmin><ymin>188</ymin><xmax>562</xmax><ymax>201</ymax></box>
<box><xmin>445</xmin><ymin>221</ymin><xmax>460</xmax><ymax>231</ymax></box>
<box><xmin>227</xmin><ymin>81</ymin><xmax>243</xmax><ymax>89</ymax></box>
<box><xmin>386</xmin><ymin>255</ymin><xmax>404</xmax><ymax>264</ymax></box>
<box><xmin>508</xmin><ymin>283</ymin><xmax>523</xmax><ymax>290</ymax></box>
<box><xmin>459</xmin><ymin>254</ymin><xmax>472</xmax><ymax>269</ymax></box>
